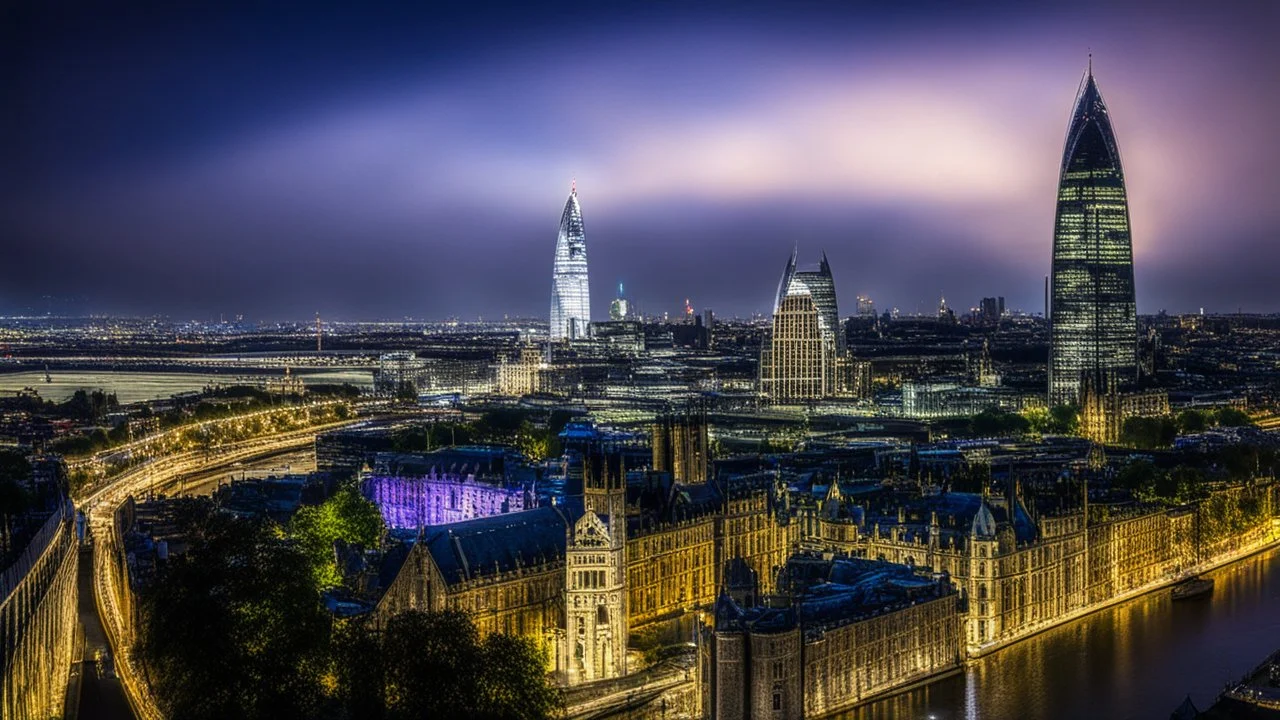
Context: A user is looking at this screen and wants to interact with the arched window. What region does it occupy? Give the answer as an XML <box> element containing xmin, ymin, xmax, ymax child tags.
<box><xmin>597</xmin><ymin>605</ymin><xmax>609</xmax><ymax>625</ymax></box>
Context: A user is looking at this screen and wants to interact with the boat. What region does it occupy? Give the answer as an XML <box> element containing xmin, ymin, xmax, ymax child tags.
<box><xmin>1172</xmin><ymin>576</ymin><xmax>1214</xmax><ymax>601</ymax></box>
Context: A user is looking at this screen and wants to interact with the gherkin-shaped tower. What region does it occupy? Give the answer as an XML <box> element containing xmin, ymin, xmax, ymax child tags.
<box><xmin>1048</xmin><ymin>67</ymin><xmax>1137</xmax><ymax>406</ymax></box>
<box><xmin>550</xmin><ymin>183</ymin><xmax>591</xmax><ymax>340</ymax></box>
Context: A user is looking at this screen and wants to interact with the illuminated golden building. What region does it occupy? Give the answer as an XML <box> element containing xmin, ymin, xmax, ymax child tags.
<box><xmin>863</xmin><ymin>485</ymin><xmax>1266</xmax><ymax>654</ymax></box>
<box><xmin>1079</xmin><ymin>371</ymin><xmax>1170</xmax><ymax>444</ymax></box>
<box><xmin>760</xmin><ymin>251</ymin><xmax>870</xmax><ymax>404</ymax></box>
<box><xmin>761</xmin><ymin>294</ymin><xmax>830</xmax><ymax>402</ymax></box>
<box><xmin>375</xmin><ymin>460</ymin><xmax>798</xmax><ymax>676</ymax></box>
<box><xmin>494</xmin><ymin>344</ymin><xmax>546</xmax><ymax>396</ymax></box>
<box><xmin>712</xmin><ymin>558</ymin><xmax>963</xmax><ymax>719</ymax></box>
<box><xmin>626</xmin><ymin>517</ymin><xmax>717</xmax><ymax>626</ymax></box>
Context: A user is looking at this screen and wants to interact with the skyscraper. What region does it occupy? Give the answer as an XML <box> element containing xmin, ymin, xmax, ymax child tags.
<box><xmin>761</xmin><ymin>249</ymin><xmax>869</xmax><ymax>403</ymax></box>
<box><xmin>1048</xmin><ymin>64</ymin><xmax>1137</xmax><ymax>406</ymax></box>
<box><xmin>550</xmin><ymin>182</ymin><xmax>591</xmax><ymax>340</ymax></box>
<box><xmin>609</xmin><ymin>282</ymin><xmax>629</xmax><ymax>321</ymax></box>
<box><xmin>774</xmin><ymin>249</ymin><xmax>843</xmax><ymax>351</ymax></box>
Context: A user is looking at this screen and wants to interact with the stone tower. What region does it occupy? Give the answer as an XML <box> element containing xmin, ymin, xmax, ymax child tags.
<box><xmin>967</xmin><ymin>499</ymin><xmax>999</xmax><ymax>648</ymax></box>
<box><xmin>563</xmin><ymin>444</ymin><xmax>628</xmax><ymax>684</ymax></box>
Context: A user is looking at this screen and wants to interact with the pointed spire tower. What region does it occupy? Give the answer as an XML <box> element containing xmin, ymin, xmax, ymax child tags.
<box><xmin>550</xmin><ymin>180</ymin><xmax>591</xmax><ymax>340</ymax></box>
<box><xmin>1048</xmin><ymin>61</ymin><xmax>1137</xmax><ymax>406</ymax></box>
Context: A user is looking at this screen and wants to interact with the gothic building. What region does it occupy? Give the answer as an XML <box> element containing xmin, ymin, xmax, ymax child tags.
<box><xmin>561</xmin><ymin>446</ymin><xmax>628</xmax><ymax>683</ymax></box>
<box><xmin>651</xmin><ymin>407</ymin><xmax>710</xmax><ymax>485</ymax></box>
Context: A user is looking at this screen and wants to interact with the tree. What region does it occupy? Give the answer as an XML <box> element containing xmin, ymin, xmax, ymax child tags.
<box><xmin>0</xmin><ymin>451</ymin><xmax>32</xmax><ymax>517</ymax></box>
<box><xmin>1177</xmin><ymin>409</ymin><xmax>1208</xmax><ymax>434</ymax></box>
<box><xmin>394</xmin><ymin>380</ymin><xmax>418</xmax><ymax>401</ymax></box>
<box><xmin>1115</xmin><ymin>460</ymin><xmax>1158</xmax><ymax>497</ymax></box>
<box><xmin>971</xmin><ymin>408</ymin><xmax>1030</xmax><ymax>437</ymax></box>
<box><xmin>1047</xmin><ymin>405</ymin><xmax>1080</xmax><ymax>435</ymax></box>
<box><xmin>1157</xmin><ymin>466</ymin><xmax>1205</xmax><ymax>502</ymax></box>
<box><xmin>290</xmin><ymin>486</ymin><xmax>385</xmax><ymax>588</ymax></box>
<box><xmin>1022</xmin><ymin>407</ymin><xmax>1051</xmax><ymax>436</ymax></box>
<box><xmin>1215</xmin><ymin>407</ymin><xmax>1254</xmax><ymax>428</ymax></box>
<box><xmin>334</xmin><ymin>610</ymin><xmax>562</xmax><ymax>720</ymax></box>
<box><xmin>1120</xmin><ymin>416</ymin><xmax>1177</xmax><ymax>449</ymax></box>
<box><xmin>139</xmin><ymin>500</ymin><xmax>331</xmax><ymax>720</ymax></box>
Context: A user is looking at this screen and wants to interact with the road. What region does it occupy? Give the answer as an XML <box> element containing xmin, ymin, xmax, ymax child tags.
<box><xmin>79</xmin><ymin>412</ymin><xmax>388</xmax><ymax>719</ymax></box>
<box><xmin>69</xmin><ymin>547</ymin><xmax>135</xmax><ymax>720</ymax></box>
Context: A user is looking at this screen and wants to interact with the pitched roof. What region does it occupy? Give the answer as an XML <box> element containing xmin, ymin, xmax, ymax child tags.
<box><xmin>423</xmin><ymin>501</ymin><xmax>581</xmax><ymax>586</ymax></box>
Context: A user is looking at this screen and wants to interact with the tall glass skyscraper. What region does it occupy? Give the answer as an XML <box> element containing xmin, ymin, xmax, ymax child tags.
<box><xmin>1049</xmin><ymin>66</ymin><xmax>1137</xmax><ymax>406</ymax></box>
<box><xmin>550</xmin><ymin>183</ymin><xmax>591</xmax><ymax>340</ymax></box>
<box><xmin>761</xmin><ymin>249</ymin><xmax>863</xmax><ymax>403</ymax></box>
<box><xmin>774</xmin><ymin>249</ymin><xmax>843</xmax><ymax>351</ymax></box>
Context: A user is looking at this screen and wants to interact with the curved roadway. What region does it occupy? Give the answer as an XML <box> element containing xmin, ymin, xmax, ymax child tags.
<box><xmin>78</xmin><ymin>411</ymin><xmax>391</xmax><ymax>719</ymax></box>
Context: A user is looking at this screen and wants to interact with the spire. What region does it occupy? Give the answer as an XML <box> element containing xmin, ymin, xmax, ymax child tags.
<box><xmin>1088</xmin><ymin>51</ymin><xmax>1092</xmax><ymax>77</ymax></box>
<box><xmin>570</xmin><ymin>177</ymin><xmax>577</xmax><ymax>195</ymax></box>
<box><xmin>774</xmin><ymin>247</ymin><xmax>799</xmax><ymax>313</ymax></box>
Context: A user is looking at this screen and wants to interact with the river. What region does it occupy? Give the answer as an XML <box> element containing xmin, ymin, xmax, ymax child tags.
<box><xmin>842</xmin><ymin>545</ymin><xmax>1280</xmax><ymax>720</ymax></box>
<box><xmin>0</xmin><ymin>369</ymin><xmax>373</xmax><ymax>404</ymax></box>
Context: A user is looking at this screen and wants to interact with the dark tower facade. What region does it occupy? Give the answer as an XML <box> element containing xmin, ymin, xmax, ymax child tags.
<box><xmin>1048</xmin><ymin>65</ymin><xmax>1137</xmax><ymax>406</ymax></box>
<box><xmin>651</xmin><ymin>407</ymin><xmax>710</xmax><ymax>485</ymax></box>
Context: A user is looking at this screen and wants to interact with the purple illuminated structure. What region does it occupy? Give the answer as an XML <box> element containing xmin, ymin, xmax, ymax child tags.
<box><xmin>362</xmin><ymin>470</ymin><xmax>532</xmax><ymax>530</ymax></box>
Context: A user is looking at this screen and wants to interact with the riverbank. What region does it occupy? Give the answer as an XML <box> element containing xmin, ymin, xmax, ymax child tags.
<box><xmin>971</xmin><ymin>525</ymin><xmax>1280</xmax><ymax>659</ymax></box>
<box><xmin>1201</xmin><ymin>647</ymin><xmax>1280</xmax><ymax>718</ymax></box>
<box><xmin>837</xmin><ymin>539</ymin><xmax>1280</xmax><ymax>719</ymax></box>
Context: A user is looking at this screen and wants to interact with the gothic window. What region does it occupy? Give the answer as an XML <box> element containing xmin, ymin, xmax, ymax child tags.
<box><xmin>597</xmin><ymin>605</ymin><xmax>609</xmax><ymax>625</ymax></box>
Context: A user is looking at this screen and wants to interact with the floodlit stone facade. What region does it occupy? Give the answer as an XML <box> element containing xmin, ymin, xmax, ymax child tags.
<box><xmin>712</xmin><ymin>558</ymin><xmax>963</xmax><ymax>720</ymax></box>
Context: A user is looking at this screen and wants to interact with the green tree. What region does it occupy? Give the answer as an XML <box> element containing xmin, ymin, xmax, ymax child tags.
<box><xmin>335</xmin><ymin>610</ymin><xmax>562</xmax><ymax>720</ymax></box>
<box><xmin>1115</xmin><ymin>460</ymin><xmax>1158</xmax><ymax>497</ymax></box>
<box><xmin>1022</xmin><ymin>407</ymin><xmax>1051</xmax><ymax>435</ymax></box>
<box><xmin>1177</xmin><ymin>409</ymin><xmax>1208</xmax><ymax>434</ymax></box>
<box><xmin>138</xmin><ymin>500</ymin><xmax>331</xmax><ymax>720</ymax></box>
<box><xmin>971</xmin><ymin>408</ymin><xmax>1030</xmax><ymax>437</ymax></box>
<box><xmin>0</xmin><ymin>451</ymin><xmax>32</xmax><ymax>517</ymax></box>
<box><xmin>1120</xmin><ymin>416</ymin><xmax>1177</xmax><ymax>449</ymax></box>
<box><xmin>1047</xmin><ymin>405</ymin><xmax>1080</xmax><ymax>435</ymax></box>
<box><xmin>516</xmin><ymin>421</ymin><xmax>552</xmax><ymax>462</ymax></box>
<box><xmin>394</xmin><ymin>380</ymin><xmax>418</xmax><ymax>401</ymax></box>
<box><xmin>1214</xmin><ymin>407</ymin><xmax>1254</xmax><ymax>427</ymax></box>
<box><xmin>1217</xmin><ymin>444</ymin><xmax>1262</xmax><ymax>481</ymax></box>
<box><xmin>1156</xmin><ymin>466</ymin><xmax>1205</xmax><ymax>502</ymax></box>
<box><xmin>290</xmin><ymin>486</ymin><xmax>384</xmax><ymax>588</ymax></box>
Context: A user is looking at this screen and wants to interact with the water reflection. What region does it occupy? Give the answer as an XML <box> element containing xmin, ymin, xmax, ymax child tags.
<box><xmin>837</xmin><ymin>546</ymin><xmax>1280</xmax><ymax>720</ymax></box>
<box><xmin>0</xmin><ymin>369</ymin><xmax>373</xmax><ymax>403</ymax></box>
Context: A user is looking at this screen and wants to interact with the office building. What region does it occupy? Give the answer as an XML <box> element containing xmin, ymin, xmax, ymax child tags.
<box><xmin>1049</xmin><ymin>65</ymin><xmax>1137</xmax><ymax>405</ymax></box>
<box><xmin>551</xmin><ymin>182</ymin><xmax>592</xmax><ymax>340</ymax></box>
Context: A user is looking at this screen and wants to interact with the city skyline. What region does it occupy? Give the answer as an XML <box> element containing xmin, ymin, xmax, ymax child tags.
<box><xmin>7</xmin><ymin>6</ymin><xmax>1280</xmax><ymax>720</ymax></box>
<box><xmin>2</xmin><ymin>1</ymin><xmax>1278</xmax><ymax>321</ymax></box>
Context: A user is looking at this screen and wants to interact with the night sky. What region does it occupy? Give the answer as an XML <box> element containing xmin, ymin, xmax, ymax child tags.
<box><xmin>2</xmin><ymin>1</ymin><xmax>1277</xmax><ymax>321</ymax></box>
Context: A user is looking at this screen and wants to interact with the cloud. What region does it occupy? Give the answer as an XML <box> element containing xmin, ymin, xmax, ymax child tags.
<box><xmin>4</xmin><ymin>9</ymin><xmax>1278</xmax><ymax>317</ymax></box>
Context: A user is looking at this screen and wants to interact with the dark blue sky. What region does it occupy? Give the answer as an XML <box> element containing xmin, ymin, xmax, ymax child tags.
<box><xmin>3</xmin><ymin>1</ymin><xmax>1277</xmax><ymax>320</ymax></box>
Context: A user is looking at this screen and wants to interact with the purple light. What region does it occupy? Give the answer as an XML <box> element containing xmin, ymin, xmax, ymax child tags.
<box><xmin>362</xmin><ymin>471</ymin><xmax>530</xmax><ymax>529</ymax></box>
